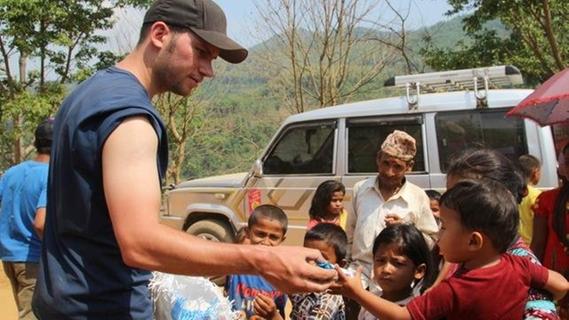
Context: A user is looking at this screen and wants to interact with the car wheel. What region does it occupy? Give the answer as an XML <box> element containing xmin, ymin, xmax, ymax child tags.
<box><xmin>186</xmin><ymin>219</ymin><xmax>234</xmax><ymax>243</ymax></box>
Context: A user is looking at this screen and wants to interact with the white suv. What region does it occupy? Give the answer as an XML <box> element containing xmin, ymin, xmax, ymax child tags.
<box><xmin>161</xmin><ymin>66</ymin><xmax>558</xmax><ymax>245</ymax></box>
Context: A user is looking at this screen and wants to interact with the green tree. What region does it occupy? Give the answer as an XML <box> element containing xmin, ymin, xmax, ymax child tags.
<box><xmin>0</xmin><ymin>0</ymin><xmax>150</xmax><ymax>169</ymax></box>
<box><xmin>421</xmin><ymin>0</ymin><xmax>569</xmax><ymax>84</ymax></box>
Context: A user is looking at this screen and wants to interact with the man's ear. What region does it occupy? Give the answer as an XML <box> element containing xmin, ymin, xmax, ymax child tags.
<box><xmin>414</xmin><ymin>263</ymin><xmax>427</xmax><ymax>281</ymax></box>
<box><xmin>467</xmin><ymin>231</ymin><xmax>484</xmax><ymax>251</ymax></box>
<box><xmin>149</xmin><ymin>21</ymin><xmax>170</xmax><ymax>49</ymax></box>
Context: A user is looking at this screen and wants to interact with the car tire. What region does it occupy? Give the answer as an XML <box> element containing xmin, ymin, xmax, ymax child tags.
<box><xmin>186</xmin><ymin>219</ymin><xmax>233</xmax><ymax>287</ymax></box>
<box><xmin>186</xmin><ymin>219</ymin><xmax>234</xmax><ymax>243</ymax></box>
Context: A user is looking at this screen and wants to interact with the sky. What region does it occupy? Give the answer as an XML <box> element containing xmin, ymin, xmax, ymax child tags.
<box><xmin>110</xmin><ymin>0</ymin><xmax>454</xmax><ymax>51</ymax></box>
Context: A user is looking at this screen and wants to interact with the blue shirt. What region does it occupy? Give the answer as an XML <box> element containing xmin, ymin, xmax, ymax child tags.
<box><xmin>226</xmin><ymin>274</ymin><xmax>288</xmax><ymax>318</ymax></box>
<box><xmin>0</xmin><ymin>160</ymin><xmax>48</xmax><ymax>263</ymax></box>
<box><xmin>32</xmin><ymin>67</ymin><xmax>168</xmax><ymax>319</ymax></box>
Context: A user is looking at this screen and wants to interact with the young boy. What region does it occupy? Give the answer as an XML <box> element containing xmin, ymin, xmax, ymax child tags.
<box><xmin>425</xmin><ymin>189</ymin><xmax>442</xmax><ymax>227</ymax></box>
<box><xmin>335</xmin><ymin>179</ymin><xmax>569</xmax><ymax>320</ymax></box>
<box><xmin>290</xmin><ymin>223</ymin><xmax>347</xmax><ymax>319</ymax></box>
<box><xmin>518</xmin><ymin>154</ymin><xmax>542</xmax><ymax>245</ymax></box>
<box><xmin>225</xmin><ymin>205</ymin><xmax>288</xmax><ymax>320</ymax></box>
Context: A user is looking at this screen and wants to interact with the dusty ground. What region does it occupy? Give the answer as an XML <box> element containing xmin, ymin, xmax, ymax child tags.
<box><xmin>0</xmin><ymin>264</ymin><xmax>18</xmax><ymax>319</ymax></box>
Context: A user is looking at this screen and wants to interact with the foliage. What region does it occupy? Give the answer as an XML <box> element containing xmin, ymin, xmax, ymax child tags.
<box><xmin>0</xmin><ymin>0</ymin><xmax>151</xmax><ymax>168</ymax></box>
<box><xmin>0</xmin><ymin>2</ymin><xmax>515</xmax><ymax>183</ymax></box>
<box><xmin>421</xmin><ymin>0</ymin><xmax>569</xmax><ymax>85</ymax></box>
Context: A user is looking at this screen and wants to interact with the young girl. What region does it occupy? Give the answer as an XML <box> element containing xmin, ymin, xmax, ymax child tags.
<box><xmin>358</xmin><ymin>224</ymin><xmax>434</xmax><ymax>320</ymax></box>
<box><xmin>307</xmin><ymin>180</ymin><xmax>347</xmax><ymax>230</ymax></box>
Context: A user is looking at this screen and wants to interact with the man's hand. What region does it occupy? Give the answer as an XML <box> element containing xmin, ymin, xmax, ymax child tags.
<box><xmin>253</xmin><ymin>293</ymin><xmax>282</xmax><ymax>320</ymax></box>
<box><xmin>330</xmin><ymin>266</ymin><xmax>364</xmax><ymax>300</ymax></box>
<box><xmin>384</xmin><ymin>214</ymin><xmax>403</xmax><ymax>226</ymax></box>
<box><xmin>256</xmin><ymin>245</ymin><xmax>338</xmax><ymax>294</ymax></box>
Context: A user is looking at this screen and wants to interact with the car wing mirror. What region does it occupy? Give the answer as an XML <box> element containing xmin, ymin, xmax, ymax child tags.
<box><xmin>252</xmin><ymin>159</ymin><xmax>263</xmax><ymax>178</ymax></box>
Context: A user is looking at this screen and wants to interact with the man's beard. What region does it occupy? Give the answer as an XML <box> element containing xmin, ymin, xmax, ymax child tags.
<box><xmin>153</xmin><ymin>37</ymin><xmax>193</xmax><ymax>96</ymax></box>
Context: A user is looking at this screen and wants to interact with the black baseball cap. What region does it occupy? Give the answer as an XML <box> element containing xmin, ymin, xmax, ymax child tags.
<box><xmin>143</xmin><ymin>0</ymin><xmax>248</xmax><ymax>64</ymax></box>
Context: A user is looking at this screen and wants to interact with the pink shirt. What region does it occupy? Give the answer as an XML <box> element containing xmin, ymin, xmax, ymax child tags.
<box><xmin>307</xmin><ymin>209</ymin><xmax>347</xmax><ymax>230</ymax></box>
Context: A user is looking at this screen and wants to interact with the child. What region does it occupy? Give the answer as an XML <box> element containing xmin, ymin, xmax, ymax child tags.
<box><xmin>517</xmin><ymin>154</ymin><xmax>542</xmax><ymax>245</ymax></box>
<box><xmin>358</xmin><ymin>224</ymin><xmax>434</xmax><ymax>320</ymax></box>
<box><xmin>226</xmin><ymin>205</ymin><xmax>288</xmax><ymax>320</ymax></box>
<box><xmin>308</xmin><ymin>180</ymin><xmax>347</xmax><ymax>230</ymax></box>
<box><xmin>290</xmin><ymin>223</ymin><xmax>347</xmax><ymax>319</ymax></box>
<box><xmin>425</xmin><ymin>190</ymin><xmax>443</xmax><ymax>273</ymax></box>
<box><xmin>335</xmin><ymin>179</ymin><xmax>569</xmax><ymax>319</ymax></box>
<box><xmin>424</xmin><ymin>189</ymin><xmax>442</xmax><ymax>226</ymax></box>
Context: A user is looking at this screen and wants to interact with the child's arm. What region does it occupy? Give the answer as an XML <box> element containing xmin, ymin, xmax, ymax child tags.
<box><xmin>543</xmin><ymin>269</ymin><xmax>569</xmax><ymax>301</ymax></box>
<box><xmin>332</xmin><ymin>266</ymin><xmax>412</xmax><ymax>320</ymax></box>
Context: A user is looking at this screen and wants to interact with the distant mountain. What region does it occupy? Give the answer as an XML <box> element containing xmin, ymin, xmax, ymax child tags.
<box><xmin>207</xmin><ymin>14</ymin><xmax>509</xmax><ymax>107</ymax></box>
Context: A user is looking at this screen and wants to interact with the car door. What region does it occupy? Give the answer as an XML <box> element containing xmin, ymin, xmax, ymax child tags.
<box><xmin>249</xmin><ymin>120</ymin><xmax>338</xmax><ymax>245</ymax></box>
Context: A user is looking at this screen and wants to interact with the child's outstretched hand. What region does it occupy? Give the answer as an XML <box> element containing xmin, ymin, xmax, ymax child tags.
<box><xmin>253</xmin><ymin>293</ymin><xmax>283</xmax><ymax>320</ymax></box>
<box><xmin>330</xmin><ymin>265</ymin><xmax>365</xmax><ymax>300</ymax></box>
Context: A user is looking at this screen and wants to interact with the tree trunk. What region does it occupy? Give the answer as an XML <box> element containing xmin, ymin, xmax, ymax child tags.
<box><xmin>13</xmin><ymin>52</ymin><xmax>28</xmax><ymax>164</ymax></box>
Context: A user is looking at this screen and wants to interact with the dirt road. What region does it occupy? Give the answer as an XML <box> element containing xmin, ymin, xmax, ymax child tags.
<box><xmin>0</xmin><ymin>264</ymin><xmax>18</xmax><ymax>318</ymax></box>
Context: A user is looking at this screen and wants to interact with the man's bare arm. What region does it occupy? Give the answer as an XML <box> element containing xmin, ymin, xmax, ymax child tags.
<box><xmin>102</xmin><ymin>116</ymin><xmax>337</xmax><ymax>293</ymax></box>
<box><xmin>33</xmin><ymin>207</ymin><xmax>46</xmax><ymax>239</ymax></box>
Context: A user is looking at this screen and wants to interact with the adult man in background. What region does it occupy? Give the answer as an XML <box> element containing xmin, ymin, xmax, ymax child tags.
<box><xmin>0</xmin><ymin>119</ymin><xmax>53</xmax><ymax>319</ymax></box>
<box><xmin>32</xmin><ymin>0</ymin><xmax>336</xmax><ymax>318</ymax></box>
<box><xmin>347</xmin><ymin>130</ymin><xmax>438</xmax><ymax>282</ymax></box>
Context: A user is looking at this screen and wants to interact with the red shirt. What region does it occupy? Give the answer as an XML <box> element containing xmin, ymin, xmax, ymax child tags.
<box><xmin>533</xmin><ymin>188</ymin><xmax>569</xmax><ymax>273</ymax></box>
<box><xmin>407</xmin><ymin>254</ymin><xmax>549</xmax><ymax>320</ymax></box>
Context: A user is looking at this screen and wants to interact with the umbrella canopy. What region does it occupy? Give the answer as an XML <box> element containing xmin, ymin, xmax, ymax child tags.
<box><xmin>507</xmin><ymin>67</ymin><xmax>569</xmax><ymax>126</ymax></box>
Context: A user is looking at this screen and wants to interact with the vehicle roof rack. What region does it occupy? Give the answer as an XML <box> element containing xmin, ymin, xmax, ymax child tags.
<box><xmin>384</xmin><ymin>65</ymin><xmax>524</xmax><ymax>110</ymax></box>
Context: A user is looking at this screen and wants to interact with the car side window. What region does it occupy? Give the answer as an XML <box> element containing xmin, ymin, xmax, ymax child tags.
<box><xmin>263</xmin><ymin>121</ymin><xmax>336</xmax><ymax>175</ymax></box>
<box><xmin>347</xmin><ymin>116</ymin><xmax>425</xmax><ymax>173</ymax></box>
<box><xmin>436</xmin><ymin>108</ymin><xmax>527</xmax><ymax>172</ymax></box>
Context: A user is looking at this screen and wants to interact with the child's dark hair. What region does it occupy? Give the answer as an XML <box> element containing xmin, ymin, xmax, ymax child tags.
<box><xmin>440</xmin><ymin>179</ymin><xmax>519</xmax><ymax>253</ymax></box>
<box><xmin>304</xmin><ymin>223</ymin><xmax>347</xmax><ymax>261</ymax></box>
<box><xmin>446</xmin><ymin>149</ymin><xmax>526</xmax><ymax>204</ymax></box>
<box><xmin>309</xmin><ymin>180</ymin><xmax>345</xmax><ymax>219</ymax></box>
<box><xmin>425</xmin><ymin>189</ymin><xmax>441</xmax><ymax>201</ymax></box>
<box><xmin>372</xmin><ymin>224</ymin><xmax>435</xmax><ymax>291</ymax></box>
<box><xmin>248</xmin><ymin>204</ymin><xmax>288</xmax><ymax>234</ymax></box>
<box><xmin>518</xmin><ymin>154</ymin><xmax>541</xmax><ymax>183</ymax></box>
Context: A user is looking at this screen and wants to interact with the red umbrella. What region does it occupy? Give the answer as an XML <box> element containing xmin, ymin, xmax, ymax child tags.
<box><xmin>507</xmin><ymin>67</ymin><xmax>569</xmax><ymax>126</ymax></box>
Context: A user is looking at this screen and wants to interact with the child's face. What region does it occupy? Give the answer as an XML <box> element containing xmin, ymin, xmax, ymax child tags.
<box><xmin>437</xmin><ymin>205</ymin><xmax>472</xmax><ymax>263</ymax></box>
<box><xmin>304</xmin><ymin>239</ymin><xmax>338</xmax><ymax>264</ymax></box>
<box><xmin>248</xmin><ymin>218</ymin><xmax>285</xmax><ymax>246</ymax></box>
<box><xmin>326</xmin><ymin>191</ymin><xmax>344</xmax><ymax>216</ymax></box>
<box><xmin>373</xmin><ymin>243</ymin><xmax>425</xmax><ymax>297</ymax></box>
<box><xmin>429</xmin><ymin>199</ymin><xmax>440</xmax><ymax>219</ymax></box>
